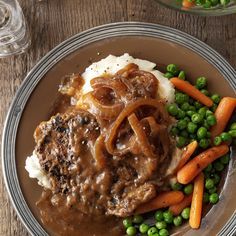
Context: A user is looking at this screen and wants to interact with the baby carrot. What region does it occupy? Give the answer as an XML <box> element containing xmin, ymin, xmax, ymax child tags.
<box><xmin>135</xmin><ymin>191</ymin><xmax>184</xmax><ymax>214</ymax></box>
<box><xmin>189</xmin><ymin>172</ymin><xmax>204</xmax><ymax>229</ymax></box>
<box><xmin>177</xmin><ymin>141</ymin><xmax>198</xmax><ymax>171</ymax></box>
<box><xmin>177</xmin><ymin>145</ymin><xmax>229</xmax><ymax>184</ymax></box>
<box><xmin>170</xmin><ymin>77</ymin><xmax>213</xmax><ymax>107</ymax></box>
<box><xmin>211</xmin><ymin>97</ymin><xmax>236</xmax><ymax>139</ymax></box>
<box><xmin>169</xmin><ymin>194</ymin><xmax>193</xmax><ymax>216</ymax></box>
<box><xmin>182</xmin><ymin>0</ymin><xmax>195</xmax><ymax>8</ymax></box>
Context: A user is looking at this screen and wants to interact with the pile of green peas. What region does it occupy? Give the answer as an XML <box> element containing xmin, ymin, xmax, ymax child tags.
<box><xmin>194</xmin><ymin>0</ymin><xmax>231</xmax><ymax>8</ymax></box>
<box><xmin>123</xmin><ymin>207</ymin><xmax>193</xmax><ymax>236</ymax></box>
<box><xmin>165</xmin><ymin>65</ymin><xmax>220</xmax><ymax>149</ymax></box>
<box><xmin>214</xmin><ymin>122</ymin><xmax>236</xmax><ymax>146</ymax></box>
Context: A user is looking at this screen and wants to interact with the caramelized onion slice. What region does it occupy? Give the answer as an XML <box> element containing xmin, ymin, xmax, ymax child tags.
<box><xmin>94</xmin><ymin>135</ymin><xmax>107</xmax><ymax>169</ymax></box>
<box><xmin>128</xmin><ymin>113</ymin><xmax>156</xmax><ymax>159</ymax></box>
<box><xmin>105</xmin><ymin>98</ymin><xmax>166</xmax><ymax>155</ymax></box>
<box><xmin>115</xmin><ymin>63</ymin><xmax>139</xmax><ymax>77</ymax></box>
<box><xmin>82</xmin><ymin>93</ymin><xmax>123</xmax><ymax>120</ymax></box>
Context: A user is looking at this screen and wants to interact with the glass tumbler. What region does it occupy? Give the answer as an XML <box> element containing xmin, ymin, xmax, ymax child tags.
<box><xmin>0</xmin><ymin>0</ymin><xmax>30</xmax><ymax>57</ymax></box>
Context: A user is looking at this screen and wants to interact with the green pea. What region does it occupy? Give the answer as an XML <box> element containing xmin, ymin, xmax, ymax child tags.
<box><xmin>170</xmin><ymin>126</ymin><xmax>179</xmax><ymax>136</ymax></box>
<box><xmin>177</xmin><ymin>136</ymin><xmax>187</xmax><ymax>148</ymax></box>
<box><xmin>177</xmin><ymin>120</ymin><xmax>188</xmax><ymax>130</ymax></box>
<box><xmin>194</xmin><ymin>101</ymin><xmax>203</xmax><ymax>109</ymax></box>
<box><xmin>214</xmin><ymin>136</ymin><xmax>222</xmax><ymax>146</ymax></box>
<box><xmin>230</xmin><ymin>122</ymin><xmax>236</xmax><ymax>131</ymax></box>
<box><xmin>205</xmin><ymin>178</ymin><xmax>215</xmax><ymax>189</ymax></box>
<box><xmin>186</xmin><ymin>110</ymin><xmax>195</xmax><ymax>117</ymax></box>
<box><xmin>211</xmin><ymin>0</ymin><xmax>219</xmax><ymax>6</ymax></box>
<box><xmin>184</xmin><ymin>117</ymin><xmax>191</xmax><ymax>123</ymax></box>
<box><xmin>148</xmin><ymin>227</ymin><xmax>158</xmax><ymax>236</ymax></box>
<box><xmin>191</xmin><ymin>113</ymin><xmax>203</xmax><ymax>124</ymax></box>
<box><xmin>177</xmin><ymin>109</ymin><xmax>186</xmax><ymax>119</ymax></box>
<box><xmin>171</xmin><ymin>182</ymin><xmax>183</xmax><ymax>191</ymax></box>
<box><xmin>206</xmin><ymin>115</ymin><xmax>217</xmax><ymax>126</ymax></box>
<box><xmin>197</xmin><ymin>127</ymin><xmax>208</xmax><ymax>139</ymax></box>
<box><xmin>178</xmin><ymin>70</ymin><xmax>185</xmax><ymax>80</ymax></box>
<box><xmin>181</xmin><ymin>102</ymin><xmax>190</xmax><ymax>111</ymax></box>
<box><xmin>208</xmin><ymin>186</ymin><xmax>217</xmax><ymax>194</ymax></box>
<box><xmin>181</xmin><ymin>207</ymin><xmax>190</xmax><ymax>220</ymax></box>
<box><xmin>220</xmin><ymin>132</ymin><xmax>232</xmax><ymax>142</ymax></box>
<box><xmin>220</xmin><ymin>0</ymin><xmax>230</xmax><ymax>5</ymax></box>
<box><xmin>196</xmin><ymin>76</ymin><xmax>207</xmax><ymax>89</ymax></box>
<box><xmin>188</xmin><ymin>105</ymin><xmax>196</xmax><ymax>111</ymax></box>
<box><xmin>211</xmin><ymin>104</ymin><xmax>218</xmax><ymax>112</ymax></box>
<box><xmin>164</xmin><ymin>72</ymin><xmax>174</xmax><ymax>79</ymax></box>
<box><xmin>196</xmin><ymin>0</ymin><xmax>205</xmax><ymax>5</ymax></box>
<box><xmin>211</xmin><ymin>94</ymin><xmax>221</xmax><ymax>104</ymax></box>
<box><xmin>167</xmin><ymin>64</ymin><xmax>179</xmax><ymax>75</ymax></box>
<box><xmin>173</xmin><ymin>216</ymin><xmax>183</xmax><ymax>226</ymax></box>
<box><xmin>199</xmin><ymin>138</ymin><xmax>210</xmax><ymax>149</ymax></box>
<box><xmin>200</xmin><ymin>89</ymin><xmax>210</xmax><ymax>96</ymax></box>
<box><xmin>126</xmin><ymin>226</ymin><xmax>137</xmax><ymax>236</ymax></box>
<box><xmin>159</xmin><ymin>229</ymin><xmax>169</xmax><ymax>236</ymax></box>
<box><xmin>213</xmin><ymin>161</ymin><xmax>224</xmax><ymax>172</ymax></box>
<box><xmin>155</xmin><ymin>210</ymin><xmax>164</xmax><ymax>221</ymax></box>
<box><xmin>167</xmin><ymin>104</ymin><xmax>179</xmax><ymax>116</ymax></box>
<box><xmin>203</xmin><ymin>120</ymin><xmax>210</xmax><ymax>130</ymax></box>
<box><xmin>163</xmin><ymin>210</ymin><xmax>173</xmax><ymax>224</ymax></box>
<box><xmin>212</xmin><ymin>174</ymin><xmax>221</xmax><ymax>185</ymax></box>
<box><xmin>198</xmin><ymin>107</ymin><xmax>207</xmax><ymax>117</ymax></box>
<box><xmin>203</xmin><ymin>192</ymin><xmax>209</xmax><ymax>203</ymax></box>
<box><xmin>187</xmin><ymin>122</ymin><xmax>198</xmax><ymax>134</ymax></box>
<box><xmin>206</xmin><ymin>110</ymin><xmax>213</xmax><ymax>117</ymax></box>
<box><xmin>175</xmin><ymin>92</ymin><xmax>189</xmax><ymax>105</ymax></box>
<box><xmin>139</xmin><ymin>223</ymin><xmax>149</xmax><ymax>234</ymax></box>
<box><xmin>184</xmin><ymin>184</ymin><xmax>193</xmax><ymax>195</ymax></box>
<box><xmin>155</xmin><ymin>221</ymin><xmax>167</xmax><ymax>230</ymax></box>
<box><xmin>123</xmin><ymin>218</ymin><xmax>132</xmax><ymax>228</ymax></box>
<box><xmin>203</xmin><ymin>0</ymin><xmax>212</xmax><ymax>8</ymax></box>
<box><xmin>229</xmin><ymin>130</ymin><xmax>236</xmax><ymax>138</ymax></box>
<box><xmin>220</xmin><ymin>154</ymin><xmax>230</xmax><ymax>165</ymax></box>
<box><xmin>133</xmin><ymin>215</ymin><xmax>143</xmax><ymax>224</ymax></box>
<box><xmin>204</xmin><ymin>163</ymin><xmax>212</xmax><ymax>173</ymax></box>
<box><xmin>209</xmin><ymin>193</ymin><xmax>219</xmax><ymax>204</ymax></box>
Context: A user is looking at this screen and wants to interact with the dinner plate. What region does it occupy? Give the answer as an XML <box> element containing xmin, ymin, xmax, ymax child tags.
<box><xmin>2</xmin><ymin>22</ymin><xmax>236</xmax><ymax>236</ymax></box>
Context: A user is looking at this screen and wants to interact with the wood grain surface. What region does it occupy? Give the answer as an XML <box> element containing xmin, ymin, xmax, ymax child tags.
<box><xmin>0</xmin><ymin>0</ymin><xmax>235</xmax><ymax>235</ymax></box>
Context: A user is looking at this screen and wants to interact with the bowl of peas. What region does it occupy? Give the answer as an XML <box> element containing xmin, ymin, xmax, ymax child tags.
<box><xmin>155</xmin><ymin>0</ymin><xmax>236</xmax><ymax>16</ymax></box>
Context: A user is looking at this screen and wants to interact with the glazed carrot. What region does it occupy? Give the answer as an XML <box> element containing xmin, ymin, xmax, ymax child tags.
<box><xmin>177</xmin><ymin>144</ymin><xmax>229</xmax><ymax>184</ymax></box>
<box><xmin>189</xmin><ymin>172</ymin><xmax>204</xmax><ymax>229</ymax></box>
<box><xmin>169</xmin><ymin>194</ymin><xmax>193</xmax><ymax>216</ymax></box>
<box><xmin>211</xmin><ymin>97</ymin><xmax>236</xmax><ymax>139</ymax></box>
<box><xmin>170</xmin><ymin>77</ymin><xmax>213</xmax><ymax>107</ymax></box>
<box><xmin>182</xmin><ymin>0</ymin><xmax>195</xmax><ymax>8</ymax></box>
<box><xmin>135</xmin><ymin>191</ymin><xmax>184</xmax><ymax>214</ymax></box>
<box><xmin>177</xmin><ymin>141</ymin><xmax>198</xmax><ymax>171</ymax></box>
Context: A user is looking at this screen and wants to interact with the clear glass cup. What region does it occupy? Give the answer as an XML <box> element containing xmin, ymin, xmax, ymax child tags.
<box><xmin>0</xmin><ymin>0</ymin><xmax>30</xmax><ymax>57</ymax></box>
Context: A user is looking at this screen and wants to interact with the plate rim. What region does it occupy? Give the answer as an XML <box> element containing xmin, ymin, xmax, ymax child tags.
<box><xmin>2</xmin><ymin>21</ymin><xmax>236</xmax><ymax>236</ymax></box>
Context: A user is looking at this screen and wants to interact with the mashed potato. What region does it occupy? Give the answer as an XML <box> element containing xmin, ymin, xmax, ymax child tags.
<box><xmin>82</xmin><ymin>53</ymin><xmax>175</xmax><ymax>103</ymax></box>
<box><xmin>25</xmin><ymin>54</ymin><xmax>175</xmax><ymax>189</ymax></box>
<box><xmin>25</xmin><ymin>152</ymin><xmax>51</xmax><ymax>189</ymax></box>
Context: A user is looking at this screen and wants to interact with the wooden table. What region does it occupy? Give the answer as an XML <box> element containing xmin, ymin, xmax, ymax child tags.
<box><xmin>0</xmin><ymin>0</ymin><xmax>235</xmax><ymax>235</ymax></box>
